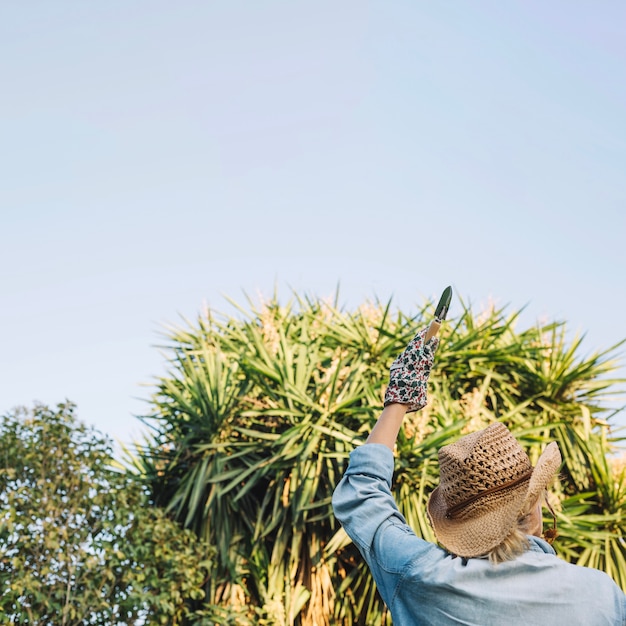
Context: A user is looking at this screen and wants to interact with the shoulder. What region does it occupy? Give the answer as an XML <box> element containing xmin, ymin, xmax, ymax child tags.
<box><xmin>524</xmin><ymin>544</ymin><xmax>626</xmax><ymax>607</ymax></box>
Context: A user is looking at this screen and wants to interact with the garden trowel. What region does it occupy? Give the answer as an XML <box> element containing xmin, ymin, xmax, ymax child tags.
<box><xmin>424</xmin><ymin>285</ymin><xmax>452</xmax><ymax>342</ymax></box>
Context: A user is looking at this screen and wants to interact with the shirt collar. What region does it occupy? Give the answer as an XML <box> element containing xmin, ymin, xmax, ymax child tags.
<box><xmin>527</xmin><ymin>535</ymin><xmax>557</xmax><ymax>556</ymax></box>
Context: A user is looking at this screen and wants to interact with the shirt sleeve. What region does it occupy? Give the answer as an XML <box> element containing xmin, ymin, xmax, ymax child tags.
<box><xmin>332</xmin><ymin>444</ymin><xmax>400</xmax><ymax>552</ymax></box>
<box><xmin>332</xmin><ymin>444</ymin><xmax>434</xmax><ymax>570</ymax></box>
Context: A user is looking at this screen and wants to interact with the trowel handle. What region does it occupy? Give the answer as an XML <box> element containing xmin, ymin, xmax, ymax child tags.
<box><xmin>424</xmin><ymin>319</ymin><xmax>441</xmax><ymax>343</ymax></box>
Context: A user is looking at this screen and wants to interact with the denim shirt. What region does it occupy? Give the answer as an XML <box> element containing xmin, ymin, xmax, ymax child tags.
<box><xmin>332</xmin><ymin>444</ymin><xmax>626</xmax><ymax>626</ymax></box>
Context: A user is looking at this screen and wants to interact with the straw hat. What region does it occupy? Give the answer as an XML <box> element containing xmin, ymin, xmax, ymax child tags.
<box><xmin>427</xmin><ymin>422</ymin><xmax>561</xmax><ymax>558</ymax></box>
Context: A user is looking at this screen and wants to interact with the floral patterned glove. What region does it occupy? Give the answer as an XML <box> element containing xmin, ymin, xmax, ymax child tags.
<box><xmin>384</xmin><ymin>328</ymin><xmax>439</xmax><ymax>413</ymax></box>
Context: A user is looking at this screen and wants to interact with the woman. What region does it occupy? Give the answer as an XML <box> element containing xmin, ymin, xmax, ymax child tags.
<box><xmin>332</xmin><ymin>328</ymin><xmax>626</xmax><ymax>625</ymax></box>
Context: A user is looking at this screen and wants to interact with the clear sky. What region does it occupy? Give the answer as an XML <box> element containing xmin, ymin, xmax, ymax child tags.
<box><xmin>2</xmin><ymin>1</ymin><xmax>625</xmax><ymax>451</ymax></box>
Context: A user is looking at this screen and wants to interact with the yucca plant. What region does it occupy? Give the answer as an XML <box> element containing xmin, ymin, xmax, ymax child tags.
<box><xmin>134</xmin><ymin>293</ymin><xmax>626</xmax><ymax>624</ymax></box>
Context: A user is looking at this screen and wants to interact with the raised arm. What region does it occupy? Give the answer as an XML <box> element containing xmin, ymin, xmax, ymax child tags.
<box><xmin>366</xmin><ymin>403</ymin><xmax>409</xmax><ymax>449</ymax></box>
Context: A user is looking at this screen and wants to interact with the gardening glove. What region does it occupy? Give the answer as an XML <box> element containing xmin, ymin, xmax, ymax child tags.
<box><xmin>384</xmin><ymin>328</ymin><xmax>439</xmax><ymax>413</ymax></box>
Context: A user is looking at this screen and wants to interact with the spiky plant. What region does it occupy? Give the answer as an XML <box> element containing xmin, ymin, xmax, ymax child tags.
<box><xmin>133</xmin><ymin>293</ymin><xmax>626</xmax><ymax>624</ymax></box>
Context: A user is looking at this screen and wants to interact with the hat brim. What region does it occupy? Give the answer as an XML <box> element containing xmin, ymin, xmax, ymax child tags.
<box><xmin>427</xmin><ymin>441</ymin><xmax>562</xmax><ymax>558</ymax></box>
<box><xmin>525</xmin><ymin>441</ymin><xmax>561</xmax><ymax>508</ymax></box>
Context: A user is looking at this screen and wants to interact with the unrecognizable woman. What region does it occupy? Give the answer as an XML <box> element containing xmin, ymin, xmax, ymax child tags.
<box><xmin>332</xmin><ymin>328</ymin><xmax>626</xmax><ymax>625</ymax></box>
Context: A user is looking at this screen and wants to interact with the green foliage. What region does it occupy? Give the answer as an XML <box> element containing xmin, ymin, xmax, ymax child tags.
<box><xmin>0</xmin><ymin>402</ymin><xmax>212</xmax><ymax>625</ymax></box>
<box><xmin>136</xmin><ymin>293</ymin><xmax>626</xmax><ymax>624</ymax></box>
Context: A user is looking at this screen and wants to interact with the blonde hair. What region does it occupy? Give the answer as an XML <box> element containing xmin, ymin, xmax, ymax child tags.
<box><xmin>486</xmin><ymin>490</ymin><xmax>560</xmax><ymax>564</ymax></box>
<box><xmin>487</xmin><ymin>501</ymin><xmax>537</xmax><ymax>565</ymax></box>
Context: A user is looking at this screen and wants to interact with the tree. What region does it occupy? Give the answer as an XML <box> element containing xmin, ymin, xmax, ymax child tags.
<box><xmin>136</xmin><ymin>294</ymin><xmax>626</xmax><ymax>624</ymax></box>
<box><xmin>0</xmin><ymin>402</ymin><xmax>212</xmax><ymax>625</ymax></box>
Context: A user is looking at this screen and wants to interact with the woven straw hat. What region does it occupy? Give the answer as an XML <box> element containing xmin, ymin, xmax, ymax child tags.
<box><xmin>427</xmin><ymin>422</ymin><xmax>561</xmax><ymax>558</ymax></box>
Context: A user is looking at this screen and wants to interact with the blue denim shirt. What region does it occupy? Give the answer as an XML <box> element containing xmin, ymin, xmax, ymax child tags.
<box><xmin>332</xmin><ymin>444</ymin><xmax>626</xmax><ymax>626</ymax></box>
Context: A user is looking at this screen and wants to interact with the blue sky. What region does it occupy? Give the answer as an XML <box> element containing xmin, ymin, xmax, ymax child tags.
<box><xmin>2</xmin><ymin>1</ymin><xmax>625</xmax><ymax>450</ymax></box>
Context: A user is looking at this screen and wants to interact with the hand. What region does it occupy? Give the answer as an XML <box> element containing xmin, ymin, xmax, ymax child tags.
<box><xmin>384</xmin><ymin>328</ymin><xmax>439</xmax><ymax>413</ymax></box>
